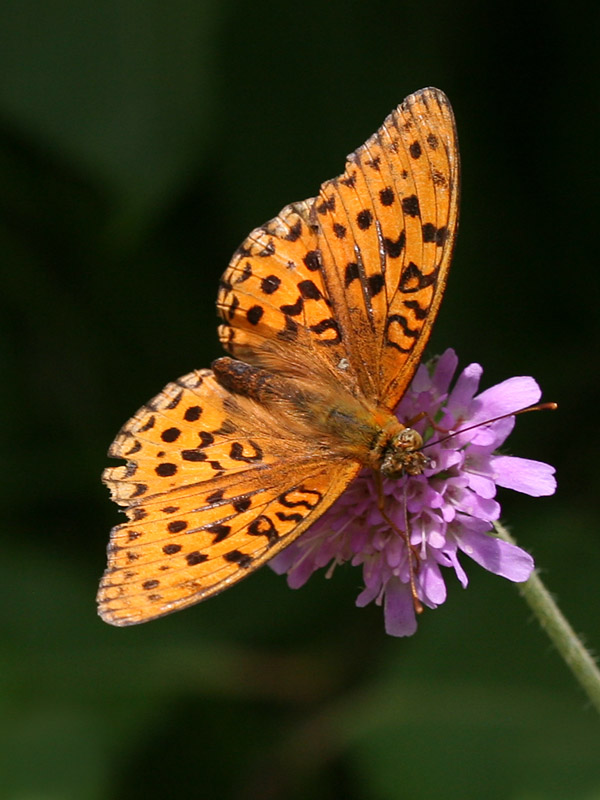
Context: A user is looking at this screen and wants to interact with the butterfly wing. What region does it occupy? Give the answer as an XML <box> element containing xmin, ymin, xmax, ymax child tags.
<box><xmin>98</xmin><ymin>369</ymin><xmax>359</xmax><ymax>625</ymax></box>
<box><xmin>217</xmin><ymin>87</ymin><xmax>459</xmax><ymax>408</ymax></box>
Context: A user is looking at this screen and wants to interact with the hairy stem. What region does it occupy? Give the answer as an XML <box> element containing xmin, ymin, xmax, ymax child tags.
<box><xmin>495</xmin><ymin>521</ymin><xmax>600</xmax><ymax>714</ymax></box>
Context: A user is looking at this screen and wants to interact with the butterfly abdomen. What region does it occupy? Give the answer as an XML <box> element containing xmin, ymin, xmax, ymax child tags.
<box><xmin>212</xmin><ymin>356</ymin><xmax>394</xmax><ymax>461</ymax></box>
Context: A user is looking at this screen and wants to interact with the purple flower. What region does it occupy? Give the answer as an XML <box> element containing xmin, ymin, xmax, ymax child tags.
<box><xmin>270</xmin><ymin>349</ymin><xmax>556</xmax><ymax>637</ymax></box>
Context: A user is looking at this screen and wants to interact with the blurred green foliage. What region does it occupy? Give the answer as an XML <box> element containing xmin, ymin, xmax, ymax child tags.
<box><xmin>1</xmin><ymin>1</ymin><xmax>599</xmax><ymax>798</ymax></box>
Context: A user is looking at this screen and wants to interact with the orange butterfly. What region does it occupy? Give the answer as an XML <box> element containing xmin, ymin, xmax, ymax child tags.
<box><xmin>98</xmin><ymin>87</ymin><xmax>460</xmax><ymax>625</ymax></box>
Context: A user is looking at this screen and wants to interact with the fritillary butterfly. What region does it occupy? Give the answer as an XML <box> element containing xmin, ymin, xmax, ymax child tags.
<box><xmin>98</xmin><ymin>87</ymin><xmax>460</xmax><ymax>625</ymax></box>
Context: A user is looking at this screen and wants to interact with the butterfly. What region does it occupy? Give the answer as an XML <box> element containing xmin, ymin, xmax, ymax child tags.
<box><xmin>98</xmin><ymin>87</ymin><xmax>460</xmax><ymax>626</ymax></box>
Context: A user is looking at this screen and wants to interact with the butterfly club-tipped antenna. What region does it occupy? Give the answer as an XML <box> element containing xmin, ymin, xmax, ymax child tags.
<box><xmin>420</xmin><ymin>401</ymin><xmax>558</xmax><ymax>453</ymax></box>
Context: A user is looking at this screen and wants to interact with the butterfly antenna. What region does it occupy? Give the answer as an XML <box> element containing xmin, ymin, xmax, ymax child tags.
<box><xmin>422</xmin><ymin>401</ymin><xmax>557</xmax><ymax>451</ymax></box>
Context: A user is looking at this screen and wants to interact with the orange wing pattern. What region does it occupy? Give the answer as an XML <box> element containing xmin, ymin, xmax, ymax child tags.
<box><xmin>99</xmin><ymin>369</ymin><xmax>359</xmax><ymax>625</ymax></box>
<box><xmin>99</xmin><ymin>88</ymin><xmax>459</xmax><ymax>625</ymax></box>
<box><xmin>217</xmin><ymin>87</ymin><xmax>459</xmax><ymax>407</ymax></box>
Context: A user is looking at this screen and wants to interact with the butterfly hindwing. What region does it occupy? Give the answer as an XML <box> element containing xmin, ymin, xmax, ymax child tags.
<box><xmin>99</xmin><ymin>369</ymin><xmax>359</xmax><ymax>625</ymax></box>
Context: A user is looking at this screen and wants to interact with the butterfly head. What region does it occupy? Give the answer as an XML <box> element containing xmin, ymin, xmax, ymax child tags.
<box><xmin>380</xmin><ymin>427</ymin><xmax>429</xmax><ymax>479</ymax></box>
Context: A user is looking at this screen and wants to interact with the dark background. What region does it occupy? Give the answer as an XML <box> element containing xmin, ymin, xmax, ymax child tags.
<box><xmin>2</xmin><ymin>1</ymin><xmax>599</xmax><ymax>798</ymax></box>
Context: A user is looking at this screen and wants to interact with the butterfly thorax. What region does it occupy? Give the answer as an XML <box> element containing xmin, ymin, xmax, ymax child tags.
<box><xmin>212</xmin><ymin>356</ymin><xmax>427</xmax><ymax>478</ymax></box>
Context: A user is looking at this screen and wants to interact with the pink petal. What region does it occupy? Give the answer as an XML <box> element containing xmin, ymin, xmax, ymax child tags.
<box><xmin>469</xmin><ymin>417</ymin><xmax>515</xmax><ymax>447</ymax></box>
<box><xmin>269</xmin><ymin>546</ymin><xmax>300</xmax><ymax>575</ymax></box>
<box><xmin>472</xmin><ymin>376</ymin><xmax>541</xmax><ymax>421</ymax></box>
<box><xmin>447</xmin><ymin>362</ymin><xmax>483</xmax><ymax>410</ymax></box>
<box><xmin>456</xmin><ymin>529</ymin><xmax>534</xmax><ymax>582</ymax></box>
<box><xmin>443</xmin><ymin>548</ymin><xmax>469</xmax><ymax>587</ymax></box>
<box><xmin>286</xmin><ymin>562</ymin><xmax>315</xmax><ymax>589</ymax></box>
<box><xmin>384</xmin><ymin>579</ymin><xmax>418</xmax><ymax>636</ymax></box>
<box><xmin>453</xmin><ymin>487</ymin><xmax>500</xmax><ymax>521</ymax></box>
<box><xmin>411</xmin><ymin>362</ymin><xmax>434</xmax><ymax>392</ymax></box>
<box><xmin>492</xmin><ymin>456</ymin><xmax>557</xmax><ymax>497</ymax></box>
<box><xmin>428</xmin><ymin>449</ymin><xmax>462</xmax><ymax>472</ymax></box>
<box><xmin>431</xmin><ymin>348</ymin><xmax>459</xmax><ymax>394</ymax></box>
<box><xmin>356</xmin><ymin>585</ymin><xmax>379</xmax><ymax>607</ymax></box>
<box><xmin>419</xmin><ymin>561</ymin><xmax>447</xmax><ymax>605</ymax></box>
<box><xmin>466</xmin><ymin>472</ymin><xmax>497</xmax><ymax>499</ymax></box>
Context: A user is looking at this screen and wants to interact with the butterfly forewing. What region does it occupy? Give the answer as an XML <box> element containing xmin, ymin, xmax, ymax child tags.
<box><xmin>217</xmin><ymin>87</ymin><xmax>459</xmax><ymax>408</ymax></box>
<box><xmin>319</xmin><ymin>89</ymin><xmax>459</xmax><ymax>405</ymax></box>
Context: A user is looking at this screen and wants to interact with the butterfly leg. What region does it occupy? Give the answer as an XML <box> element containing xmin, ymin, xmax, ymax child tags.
<box><xmin>405</xmin><ymin>410</ymin><xmax>453</xmax><ymax>435</ymax></box>
<box><xmin>373</xmin><ymin>471</ymin><xmax>423</xmax><ymax>615</ymax></box>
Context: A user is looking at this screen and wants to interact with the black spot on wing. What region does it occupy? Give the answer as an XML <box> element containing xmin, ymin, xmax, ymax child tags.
<box><xmin>261</xmin><ymin>275</ymin><xmax>281</xmax><ymax>295</ymax></box>
<box><xmin>422</xmin><ymin>223</ymin><xmax>448</xmax><ymax>245</ymax></box>
<box><xmin>209</xmin><ymin>524</ymin><xmax>231</xmax><ymax>543</ymax></box>
<box><xmin>229</xmin><ymin>441</ymin><xmax>263</xmax><ymax>463</ymax></box>
<box><xmin>167</xmin><ymin>520</ymin><xmax>188</xmax><ymax>533</ymax></box>
<box><xmin>139</xmin><ymin>415</ymin><xmax>156</xmax><ymax>432</ymax></box>
<box><xmin>367</xmin><ymin>273</ymin><xmax>385</xmax><ymax>297</ymax></box>
<box><xmin>155</xmin><ymin>463</ymin><xmax>177</xmax><ymax>477</ymax></box>
<box><xmin>280</xmin><ymin>296</ymin><xmax>303</xmax><ymax>316</ymax></box>
<box><xmin>345</xmin><ymin>262</ymin><xmax>359</xmax><ymax>287</ymax></box>
<box><xmin>248</xmin><ymin>515</ymin><xmax>278</xmax><ymax>545</ymax></box>
<box><xmin>384</xmin><ymin>314</ymin><xmax>421</xmax><ymax>352</ymax></box>
<box><xmin>303</xmin><ymin>250</ymin><xmax>321</xmax><ymax>271</ymax></box>
<box><xmin>246</xmin><ymin>305</ymin><xmax>264</xmax><ymax>325</ymax></box>
<box><xmin>383</xmin><ymin>231</ymin><xmax>406</xmax><ymax>259</ymax></box>
<box><xmin>284</xmin><ymin>219</ymin><xmax>302</xmax><ymax>241</ymax></box>
<box><xmin>181</xmin><ymin>449</ymin><xmax>207</xmax><ymax>462</ymax></box>
<box><xmin>403</xmin><ymin>299</ymin><xmax>428</xmax><ymax>320</ymax></box>
<box><xmin>379</xmin><ymin>187</ymin><xmax>395</xmax><ymax>206</ymax></box>
<box><xmin>401</xmin><ymin>195</ymin><xmax>420</xmax><ymax>217</ymax></box>
<box><xmin>298</xmin><ymin>280</ymin><xmax>322</xmax><ymax>300</ymax></box>
<box><xmin>224</xmin><ymin>550</ymin><xmax>253</xmax><ymax>568</ymax></box>
<box><xmin>186</xmin><ymin>551</ymin><xmax>208</xmax><ymax>566</ymax></box>
<box><xmin>399</xmin><ymin>262</ymin><xmax>439</xmax><ymax>293</ymax></box>
<box><xmin>409</xmin><ymin>140</ymin><xmax>422</xmax><ymax>159</ymax></box>
<box><xmin>309</xmin><ymin>318</ymin><xmax>342</xmax><ymax>344</ymax></box>
<box><xmin>184</xmin><ymin>406</ymin><xmax>202</xmax><ymax>422</ymax></box>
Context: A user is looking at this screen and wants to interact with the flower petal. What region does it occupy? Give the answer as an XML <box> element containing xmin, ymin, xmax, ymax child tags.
<box><xmin>456</xmin><ymin>529</ymin><xmax>534</xmax><ymax>582</ymax></box>
<box><xmin>411</xmin><ymin>362</ymin><xmax>434</xmax><ymax>393</ymax></box>
<box><xmin>269</xmin><ymin>546</ymin><xmax>299</xmax><ymax>576</ymax></box>
<box><xmin>384</xmin><ymin>579</ymin><xmax>418</xmax><ymax>636</ymax></box>
<box><xmin>356</xmin><ymin>584</ymin><xmax>379</xmax><ymax>607</ymax></box>
<box><xmin>472</xmin><ymin>376</ymin><xmax>541</xmax><ymax>421</ymax></box>
<box><xmin>447</xmin><ymin>362</ymin><xmax>483</xmax><ymax>410</ymax></box>
<box><xmin>443</xmin><ymin>547</ymin><xmax>469</xmax><ymax>588</ymax></box>
<box><xmin>419</xmin><ymin>560</ymin><xmax>447</xmax><ymax>605</ymax></box>
<box><xmin>431</xmin><ymin>348</ymin><xmax>459</xmax><ymax>394</ymax></box>
<box><xmin>492</xmin><ymin>455</ymin><xmax>557</xmax><ymax>497</ymax></box>
<box><xmin>466</xmin><ymin>472</ymin><xmax>497</xmax><ymax>499</ymax></box>
<box><xmin>452</xmin><ymin>486</ymin><xmax>500</xmax><ymax>521</ymax></box>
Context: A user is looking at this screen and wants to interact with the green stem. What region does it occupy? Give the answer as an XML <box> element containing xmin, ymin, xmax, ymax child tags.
<box><xmin>495</xmin><ymin>521</ymin><xmax>600</xmax><ymax>714</ymax></box>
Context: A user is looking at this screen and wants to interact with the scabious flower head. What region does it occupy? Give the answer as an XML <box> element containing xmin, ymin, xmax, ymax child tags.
<box><xmin>270</xmin><ymin>349</ymin><xmax>557</xmax><ymax>637</ymax></box>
